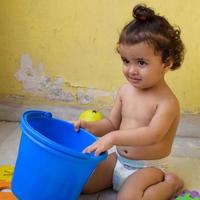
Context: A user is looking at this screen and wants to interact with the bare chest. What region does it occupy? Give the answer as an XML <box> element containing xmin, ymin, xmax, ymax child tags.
<box><xmin>121</xmin><ymin>94</ymin><xmax>157</xmax><ymax>127</ymax></box>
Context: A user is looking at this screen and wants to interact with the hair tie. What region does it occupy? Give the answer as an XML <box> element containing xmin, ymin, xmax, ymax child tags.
<box><xmin>139</xmin><ymin>15</ymin><xmax>147</xmax><ymax>21</ymax></box>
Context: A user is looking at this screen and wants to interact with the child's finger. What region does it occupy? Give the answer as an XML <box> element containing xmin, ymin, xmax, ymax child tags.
<box><xmin>82</xmin><ymin>146</ymin><xmax>92</xmax><ymax>153</ymax></box>
<box><xmin>94</xmin><ymin>148</ymin><xmax>102</xmax><ymax>156</ymax></box>
<box><xmin>73</xmin><ymin>120</ymin><xmax>81</xmax><ymax>132</ymax></box>
<box><xmin>82</xmin><ymin>144</ymin><xmax>96</xmax><ymax>154</ymax></box>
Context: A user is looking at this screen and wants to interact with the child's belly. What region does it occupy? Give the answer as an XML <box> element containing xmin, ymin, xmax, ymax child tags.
<box><xmin>117</xmin><ymin>143</ymin><xmax>171</xmax><ymax>160</ymax></box>
<box><xmin>118</xmin><ymin>119</ymin><xmax>174</xmax><ymax>160</ymax></box>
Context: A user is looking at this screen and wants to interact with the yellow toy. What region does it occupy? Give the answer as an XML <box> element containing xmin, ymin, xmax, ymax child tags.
<box><xmin>0</xmin><ymin>165</ymin><xmax>14</xmax><ymax>182</ymax></box>
<box><xmin>79</xmin><ymin>110</ymin><xmax>103</xmax><ymax>122</ymax></box>
<box><xmin>0</xmin><ymin>165</ymin><xmax>16</xmax><ymax>200</ymax></box>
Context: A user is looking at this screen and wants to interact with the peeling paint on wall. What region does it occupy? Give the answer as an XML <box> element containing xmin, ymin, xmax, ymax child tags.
<box><xmin>15</xmin><ymin>54</ymin><xmax>74</xmax><ymax>102</ymax></box>
<box><xmin>77</xmin><ymin>88</ymin><xmax>113</xmax><ymax>104</ymax></box>
<box><xmin>15</xmin><ymin>54</ymin><xmax>114</xmax><ymax>104</ymax></box>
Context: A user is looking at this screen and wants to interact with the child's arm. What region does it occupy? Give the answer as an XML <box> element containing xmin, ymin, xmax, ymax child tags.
<box><xmin>74</xmin><ymin>89</ymin><xmax>122</xmax><ymax>137</ymax></box>
<box><xmin>112</xmin><ymin>99</ymin><xmax>179</xmax><ymax>146</ymax></box>
<box><xmin>83</xmin><ymin>98</ymin><xmax>180</xmax><ymax>155</ymax></box>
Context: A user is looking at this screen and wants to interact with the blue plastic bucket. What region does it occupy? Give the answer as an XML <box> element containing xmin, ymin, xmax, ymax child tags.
<box><xmin>11</xmin><ymin>110</ymin><xmax>107</xmax><ymax>200</ymax></box>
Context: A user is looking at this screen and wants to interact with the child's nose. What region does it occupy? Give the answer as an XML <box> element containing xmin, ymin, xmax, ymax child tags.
<box><xmin>129</xmin><ymin>65</ymin><xmax>139</xmax><ymax>75</ymax></box>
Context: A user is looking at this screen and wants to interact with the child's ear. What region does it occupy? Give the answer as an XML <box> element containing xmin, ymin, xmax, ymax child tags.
<box><xmin>163</xmin><ymin>58</ymin><xmax>173</xmax><ymax>72</ymax></box>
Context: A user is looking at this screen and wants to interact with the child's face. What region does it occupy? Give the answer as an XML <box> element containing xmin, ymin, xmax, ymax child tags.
<box><xmin>118</xmin><ymin>42</ymin><xmax>171</xmax><ymax>89</ymax></box>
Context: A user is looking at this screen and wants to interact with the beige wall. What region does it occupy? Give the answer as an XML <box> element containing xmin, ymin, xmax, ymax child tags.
<box><xmin>0</xmin><ymin>0</ymin><xmax>200</xmax><ymax>113</ymax></box>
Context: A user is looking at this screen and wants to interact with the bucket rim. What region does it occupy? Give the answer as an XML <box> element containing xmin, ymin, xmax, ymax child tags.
<box><xmin>21</xmin><ymin>110</ymin><xmax>107</xmax><ymax>161</ymax></box>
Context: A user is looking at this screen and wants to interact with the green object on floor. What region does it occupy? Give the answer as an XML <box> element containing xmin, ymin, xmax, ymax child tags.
<box><xmin>176</xmin><ymin>193</ymin><xmax>200</xmax><ymax>200</ymax></box>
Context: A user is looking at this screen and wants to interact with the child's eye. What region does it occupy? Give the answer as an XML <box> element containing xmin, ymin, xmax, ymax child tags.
<box><xmin>138</xmin><ymin>60</ymin><xmax>147</xmax><ymax>67</ymax></box>
<box><xmin>121</xmin><ymin>57</ymin><xmax>130</xmax><ymax>64</ymax></box>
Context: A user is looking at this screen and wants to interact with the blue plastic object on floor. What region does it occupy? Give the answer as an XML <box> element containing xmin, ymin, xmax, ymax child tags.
<box><xmin>11</xmin><ymin>110</ymin><xmax>107</xmax><ymax>200</ymax></box>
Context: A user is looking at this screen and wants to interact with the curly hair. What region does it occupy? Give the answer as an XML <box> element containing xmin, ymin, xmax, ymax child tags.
<box><xmin>118</xmin><ymin>4</ymin><xmax>185</xmax><ymax>70</ymax></box>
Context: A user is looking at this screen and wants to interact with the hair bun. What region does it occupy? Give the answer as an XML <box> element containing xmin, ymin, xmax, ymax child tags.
<box><xmin>133</xmin><ymin>4</ymin><xmax>155</xmax><ymax>22</ymax></box>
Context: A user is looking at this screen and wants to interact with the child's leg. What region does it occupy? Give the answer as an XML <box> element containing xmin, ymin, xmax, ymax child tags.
<box><xmin>117</xmin><ymin>167</ymin><xmax>183</xmax><ymax>200</ymax></box>
<box><xmin>142</xmin><ymin>173</ymin><xmax>184</xmax><ymax>200</ymax></box>
<box><xmin>82</xmin><ymin>152</ymin><xmax>117</xmax><ymax>194</ymax></box>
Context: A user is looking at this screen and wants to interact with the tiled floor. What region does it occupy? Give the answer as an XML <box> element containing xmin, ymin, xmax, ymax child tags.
<box><xmin>0</xmin><ymin>117</ymin><xmax>200</xmax><ymax>199</ymax></box>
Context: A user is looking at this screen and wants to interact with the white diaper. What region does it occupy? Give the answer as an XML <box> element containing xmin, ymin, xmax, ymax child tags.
<box><xmin>112</xmin><ymin>151</ymin><xmax>169</xmax><ymax>191</ymax></box>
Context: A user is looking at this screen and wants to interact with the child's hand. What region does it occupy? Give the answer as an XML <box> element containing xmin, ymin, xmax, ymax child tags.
<box><xmin>73</xmin><ymin>120</ymin><xmax>83</xmax><ymax>132</ymax></box>
<box><xmin>83</xmin><ymin>133</ymin><xmax>114</xmax><ymax>156</ymax></box>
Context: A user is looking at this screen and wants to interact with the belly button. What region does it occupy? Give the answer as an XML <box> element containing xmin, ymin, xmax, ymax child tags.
<box><xmin>124</xmin><ymin>150</ymin><xmax>128</xmax><ymax>154</ymax></box>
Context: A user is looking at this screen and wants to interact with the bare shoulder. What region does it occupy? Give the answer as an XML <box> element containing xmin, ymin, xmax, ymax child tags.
<box><xmin>159</xmin><ymin>89</ymin><xmax>180</xmax><ymax>119</ymax></box>
<box><xmin>117</xmin><ymin>83</ymin><xmax>133</xmax><ymax>96</ymax></box>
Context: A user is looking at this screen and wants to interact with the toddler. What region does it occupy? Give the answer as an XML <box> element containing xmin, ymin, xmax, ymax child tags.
<box><xmin>74</xmin><ymin>4</ymin><xmax>185</xmax><ymax>200</ymax></box>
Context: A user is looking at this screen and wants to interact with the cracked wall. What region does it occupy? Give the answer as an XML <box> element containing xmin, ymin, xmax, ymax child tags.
<box><xmin>14</xmin><ymin>54</ymin><xmax>115</xmax><ymax>107</ymax></box>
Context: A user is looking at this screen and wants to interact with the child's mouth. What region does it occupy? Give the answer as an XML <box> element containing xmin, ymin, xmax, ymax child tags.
<box><xmin>129</xmin><ymin>77</ymin><xmax>142</xmax><ymax>83</ymax></box>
